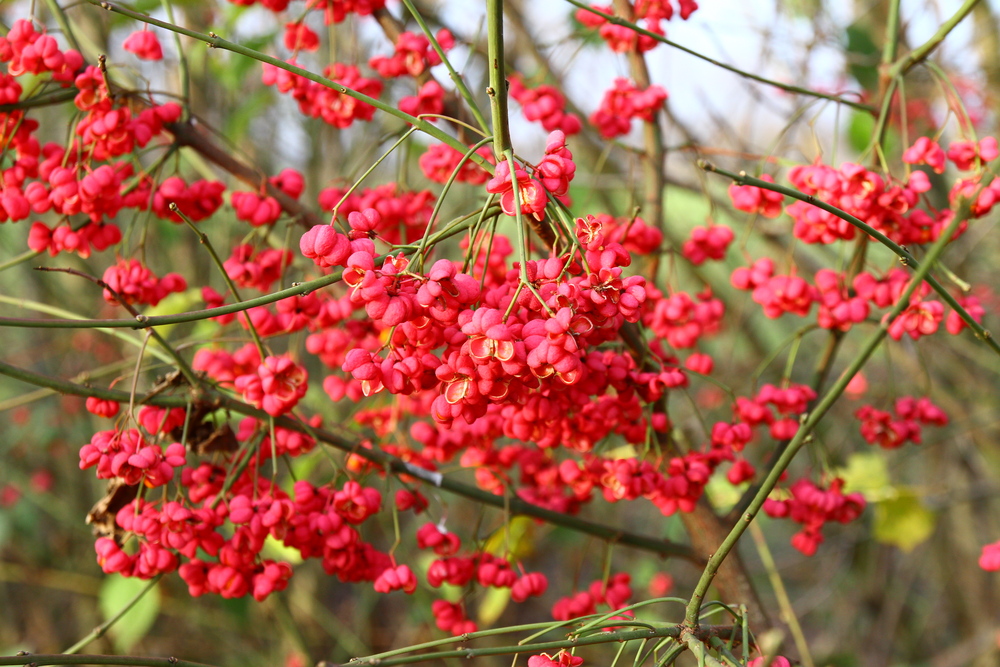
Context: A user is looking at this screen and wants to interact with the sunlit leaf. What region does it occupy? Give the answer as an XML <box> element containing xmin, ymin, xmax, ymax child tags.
<box><xmin>98</xmin><ymin>574</ymin><xmax>161</xmax><ymax>652</ymax></box>
<box><xmin>847</xmin><ymin>109</ymin><xmax>876</xmax><ymax>155</ymax></box>
<box><xmin>476</xmin><ymin>585</ymin><xmax>511</xmax><ymax>627</ymax></box>
<box><xmin>844</xmin><ymin>24</ymin><xmax>879</xmax><ymax>91</ymax></box>
<box><xmin>836</xmin><ymin>451</ymin><xmax>890</xmax><ymax>498</ymax></box>
<box><xmin>262</xmin><ymin>535</ymin><xmax>303</xmax><ymax>564</ymax></box>
<box><xmin>483</xmin><ymin>515</ymin><xmax>535</xmax><ymax>560</ymax></box>
<box><xmin>873</xmin><ymin>489</ymin><xmax>936</xmax><ymax>552</ymax></box>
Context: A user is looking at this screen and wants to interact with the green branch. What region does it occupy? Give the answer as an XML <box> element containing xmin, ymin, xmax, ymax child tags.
<box><xmin>0</xmin><ymin>655</ymin><xmax>215</xmax><ymax>667</ymax></box>
<box><xmin>682</xmin><ymin>182</ymin><xmax>974</xmax><ymax>628</ymax></box>
<box><xmin>337</xmin><ymin>625</ymin><xmax>735</xmax><ymax>667</ymax></box>
<box><xmin>486</xmin><ymin>0</ymin><xmax>513</xmax><ymax>159</ymax></box>
<box><xmin>400</xmin><ymin>0</ymin><xmax>490</xmax><ymax>132</ymax></box>
<box><xmin>890</xmin><ymin>0</ymin><xmax>981</xmax><ymax>77</ymax></box>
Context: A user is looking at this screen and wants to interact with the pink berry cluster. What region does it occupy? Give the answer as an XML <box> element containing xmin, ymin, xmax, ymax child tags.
<box><xmin>729</xmin><ymin>174</ymin><xmax>784</xmax><ymax>218</ymax></box>
<box><xmin>589</xmin><ymin>78</ymin><xmax>668</xmax><ymax>139</ymax></box>
<box><xmin>318</xmin><ymin>183</ymin><xmax>435</xmax><ymax>247</ymax></box>
<box><xmin>528</xmin><ymin>651</ymin><xmax>584</xmax><ymax>667</ymax></box>
<box><xmin>151</xmin><ymin>176</ymin><xmax>226</xmax><ymax>223</ymax></box>
<box><xmin>731</xmin><ymin>138</ymin><xmax>1000</xmax><ymax>248</ymax></box>
<box><xmin>226</xmin><ymin>0</ymin><xmax>386</xmax><ymax>24</ymax></box>
<box><xmin>585</xmin><ymin>213</ymin><xmax>664</xmax><ymax>255</ymax></box>
<box><xmin>122</xmin><ymin>29</ymin><xmax>164</xmax><ymax>61</ymax></box>
<box><xmin>419</xmin><ymin>143</ymin><xmax>495</xmax><ymax>185</ymax></box>
<box><xmin>0</xmin><ymin>19</ymin><xmax>83</xmax><ymax>82</ymax></box>
<box><xmin>101</xmin><ymin>258</ymin><xmax>187</xmax><ymax>307</ymax></box>
<box><xmin>79</xmin><ymin>426</ymin><xmax>186</xmax><ymax>487</ymax></box>
<box><xmin>223</xmin><ymin>244</ymin><xmax>293</xmax><ymax>293</ymax></box>
<box><xmin>357</xmin><ymin>29</ymin><xmax>456</xmax><ymax>118</ymax></box>
<box><xmin>369</xmin><ymin>30</ymin><xmax>455</xmax><ymax>79</ymax></box>
<box><xmin>76</xmin><ymin>402</ymin><xmax>389</xmax><ymax>602</ymax></box>
<box><xmin>0</xmin><ymin>37</ymin><xmax>215</xmax><ymax>263</ymax></box>
<box><xmin>763</xmin><ymin>478</ymin><xmax>866</xmax><ymax>556</ymax></box>
<box><xmin>681</xmin><ymin>224</ymin><xmax>734</xmax><ymax>265</ymax></box>
<box><xmin>730</xmin><ymin>258</ymin><xmax>983</xmax><ymax>340</ymax></box>
<box><xmin>551</xmin><ymin>572</ymin><xmax>632</xmax><ymax>621</ymax></box>
<box><xmin>855</xmin><ymin>396</ymin><xmax>948</xmax><ymax>449</ymax></box>
<box><xmin>262</xmin><ymin>61</ymin><xmax>382</xmax><ymax>129</ymax></box>
<box><xmin>576</xmin><ymin>0</ymin><xmax>699</xmax><ymax>54</ymax></box>
<box><xmin>485</xmin><ymin>131</ymin><xmax>577</xmax><ymax>219</ymax></box>
<box><xmin>230</xmin><ymin>168</ymin><xmax>305</xmax><ymax>227</ymax></box>
<box><xmin>509</xmin><ymin>75</ymin><xmax>583</xmax><ymax>136</ymax></box>
<box><xmin>288</xmin><ymin>178</ymin><xmax>819</xmax><ymax>530</ymax></box>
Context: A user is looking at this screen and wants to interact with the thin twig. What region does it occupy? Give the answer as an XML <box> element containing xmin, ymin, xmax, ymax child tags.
<box><xmin>564</xmin><ymin>0</ymin><xmax>874</xmax><ymax>112</ymax></box>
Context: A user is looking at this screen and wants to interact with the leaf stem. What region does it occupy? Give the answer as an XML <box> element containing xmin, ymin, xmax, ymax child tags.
<box><xmin>400</xmin><ymin>0</ymin><xmax>490</xmax><ymax>132</ymax></box>
<box><xmin>890</xmin><ymin>0</ymin><xmax>981</xmax><ymax>77</ymax></box>
<box><xmin>62</xmin><ymin>575</ymin><xmax>163</xmax><ymax>655</ymax></box>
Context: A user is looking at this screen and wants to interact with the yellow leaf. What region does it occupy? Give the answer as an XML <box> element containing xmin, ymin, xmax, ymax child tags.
<box><xmin>705</xmin><ymin>474</ymin><xmax>742</xmax><ymax>513</ymax></box>
<box><xmin>604</xmin><ymin>444</ymin><xmax>637</xmax><ymax>460</ymax></box>
<box><xmin>262</xmin><ymin>535</ymin><xmax>303</xmax><ymax>564</ymax></box>
<box><xmin>476</xmin><ymin>585</ymin><xmax>511</xmax><ymax>627</ymax></box>
<box><xmin>835</xmin><ymin>452</ymin><xmax>891</xmax><ymax>499</ymax></box>
<box><xmin>873</xmin><ymin>489</ymin><xmax>935</xmax><ymax>552</ymax></box>
<box><xmin>483</xmin><ymin>515</ymin><xmax>535</xmax><ymax>560</ymax></box>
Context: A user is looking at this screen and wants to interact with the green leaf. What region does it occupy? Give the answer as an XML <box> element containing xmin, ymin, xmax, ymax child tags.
<box><xmin>483</xmin><ymin>515</ymin><xmax>535</xmax><ymax>560</ymax></box>
<box><xmin>476</xmin><ymin>585</ymin><xmax>511</xmax><ymax>627</ymax></box>
<box><xmin>847</xmin><ymin>110</ymin><xmax>876</xmax><ymax>155</ymax></box>
<box><xmin>873</xmin><ymin>489</ymin><xmax>936</xmax><ymax>552</ymax></box>
<box><xmin>705</xmin><ymin>473</ymin><xmax>742</xmax><ymax>513</ymax></box>
<box><xmin>836</xmin><ymin>452</ymin><xmax>890</xmax><ymax>497</ymax></box>
<box><xmin>844</xmin><ymin>24</ymin><xmax>880</xmax><ymax>92</ymax></box>
<box><xmin>98</xmin><ymin>574</ymin><xmax>161</xmax><ymax>652</ymax></box>
<box><xmin>262</xmin><ymin>536</ymin><xmax>302</xmax><ymax>565</ymax></box>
